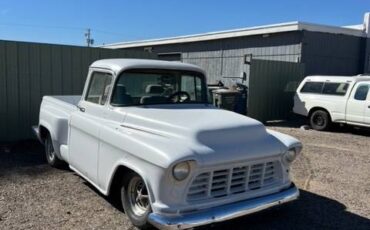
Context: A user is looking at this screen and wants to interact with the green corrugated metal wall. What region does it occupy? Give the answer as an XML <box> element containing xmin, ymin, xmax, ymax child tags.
<box><xmin>248</xmin><ymin>59</ymin><xmax>305</xmax><ymax>122</ymax></box>
<box><xmin>0</xmin><ymin>40</ymin><xmax>156</xmax><ymax>142</ymax></box>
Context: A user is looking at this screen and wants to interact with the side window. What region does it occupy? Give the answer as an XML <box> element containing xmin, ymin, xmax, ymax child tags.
<box><xmin>322</xmin><ymin>83</ymin><xmax>349</xmax><ymax>96</ymax></box>
<box><xmin>85</xmin><ymin>72</ymin><xmax>112</xmax><ymax>105</ymax></box>
<box><xmin>300</xmin><ymin>82</ymin><xmax>324</xmax><ymax>94</ymax></box>
<box><xmin>354</xmin><ymin>85</ymin><xmax>369</xmax><ymax>101</ymax></box>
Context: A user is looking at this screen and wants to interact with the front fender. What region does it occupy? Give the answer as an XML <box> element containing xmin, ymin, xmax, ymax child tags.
<box><xmin>98</xmin><ymin>124</ymin><xmax>194</xmax><ymax>211</ymax></box>
<box><xmin>104</xmin><ymin>154</ymin><xmax>197</xmax><ymax>215</ymax></box>
<box><xmin>266</xmin><ymin>129</ymin><xmax>302</xmax><ymax>152</ymax></box>
<box><xmin>106</xmin><ymin>157</ymin><xmax>165</xmax><ymax>205</ymax></box>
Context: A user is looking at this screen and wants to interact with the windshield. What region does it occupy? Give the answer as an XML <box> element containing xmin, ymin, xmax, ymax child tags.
<box><xmin>111</xmin><ymin>69</ymin><xmax>209</xmax><ymax>106</ymax></box>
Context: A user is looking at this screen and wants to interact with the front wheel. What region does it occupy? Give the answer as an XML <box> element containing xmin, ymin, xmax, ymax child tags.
<box><xmin>310</xmin><ymin>110</ymin><xmax>331</xmax><ymax>131</ymax></box>
<box><xmin>44</xmin><ymin>134</ymin><xmax>65</xmax><ymax>168</ymax></box>
<box><xmin>121</xmin><ymin>171</ymin><xmax>152</xmax><ymax>229</ymax></box>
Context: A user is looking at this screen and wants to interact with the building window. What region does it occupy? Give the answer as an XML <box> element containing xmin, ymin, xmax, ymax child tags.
<box><xmin>158</xmin><ymin>53</ymin><xmax>181</xmax><ymax>61</ymax></box>
<box><xmin>144</xmin><ymin>47</ymin><xmax>153</xmax><ymax>53</ymax></box>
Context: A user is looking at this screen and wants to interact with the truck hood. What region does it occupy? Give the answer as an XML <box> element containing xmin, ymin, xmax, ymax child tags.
<box><xmin>119</xmin><ymin>104</ymin><xmax>286</xmax><ymax>166</ymax></box>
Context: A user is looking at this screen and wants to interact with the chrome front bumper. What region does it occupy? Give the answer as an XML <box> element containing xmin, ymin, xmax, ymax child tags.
<box><xmin>149</xmin><ymin>184</ymin><xmax>299</xmax><ymax>230</ymax></box>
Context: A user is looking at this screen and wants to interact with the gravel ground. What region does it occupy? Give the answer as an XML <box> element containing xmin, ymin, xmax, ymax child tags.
<box><xmin>0</xmin><ymin>123</ymin><xmax>369</xmax><ymax>229</ymax></box>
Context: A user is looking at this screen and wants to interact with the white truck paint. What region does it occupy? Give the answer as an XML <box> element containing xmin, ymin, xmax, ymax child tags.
<box><xmin>34</xmin><ymin>59</ymin><xmax>301</xmax><ymax>229</ymax></box>
<box><xmin>293</xmin><ymin>75</ymin><xmax>370</xmax><ymax>130</ymax></box>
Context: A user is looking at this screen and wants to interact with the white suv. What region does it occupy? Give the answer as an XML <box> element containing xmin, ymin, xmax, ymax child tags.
<box><xmin>293</xmin><ymin>75</ymin><xmax>370</xmax><ymax>131</ymax></box>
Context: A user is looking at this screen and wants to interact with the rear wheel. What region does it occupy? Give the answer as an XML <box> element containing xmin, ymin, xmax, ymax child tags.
<box><xmin>44</xmin><ymin>134</ymin><xmax>65</xmax><ymax>168</ymax></box>
<box><xmin>121</xmin><ymin>171</ymin><xmax>152</xmax><ymax>229</ymax></box>
<box><xmin>310</xmin><ymin>110</ymin><xmax>331</xmax><ymax>131</ymax></box>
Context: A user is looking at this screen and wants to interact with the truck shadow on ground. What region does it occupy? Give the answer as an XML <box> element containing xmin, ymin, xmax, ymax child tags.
<box><xmin>0</xmin><ymin>140</ymin><xmax>46</xmax><ymax>170</ymax></box>
<box><xmin>0</xmin><ymin>140</ymin><xmax>71</xmax><ymax>173</ymax></box>
<box><xmin>82</xmin><ymin>179</ymin><xmax>370</xmax><ymax>230</ymax></box>
<box><xmin>197</xmin><ymin>190</ymin><xmax>370</xmax><ymax>230</ymax></box>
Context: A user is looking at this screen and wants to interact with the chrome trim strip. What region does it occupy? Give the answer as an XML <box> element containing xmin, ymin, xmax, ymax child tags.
<box><xmin>120</xmin><ymin>124</ymin><xmax>167</xmax><ymax>137</ymax></box>
<box><xmin>148</xmin><ymin>184</ymin><xmax>299</xmax><ymax>230</ymax></box>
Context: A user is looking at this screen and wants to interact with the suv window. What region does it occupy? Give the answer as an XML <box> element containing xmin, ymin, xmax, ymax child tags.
<box><xmin>322</xmin><ymin>82</ymin><xmax>349</xmax><ymax>96</ymax></box>
<box><xmin>354</xmin><ymin>85</ymin><xmax>369</xmax><ymax>101</ymax></box>
<box><xmin>300</xmin><ymin>82</ymin><xmax>323</xmax><ymax>93</ymax></box>
<box><xmin>85</xmin><ymin>72</ymin><xmax>112</xmax><ymax>105</ymax></box>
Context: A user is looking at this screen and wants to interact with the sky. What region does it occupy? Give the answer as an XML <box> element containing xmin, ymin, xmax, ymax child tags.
<box><xmin>0</xmin><ymin>0</ymin><xmax>368</xmax><ymax>46</ymax></box>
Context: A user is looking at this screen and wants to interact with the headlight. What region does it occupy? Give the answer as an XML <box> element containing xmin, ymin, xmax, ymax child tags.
<box><xmin>172</xmin><ymin>161</ymin><xmax>191</xmax><ymax>181</ymax></box>
<box><xmin>282</xmin><ymin>148</ymin><xmax>298</xmax><ymax>164</ymax></box>
<box><xmin>284</xmin><ymin>149</ymin><xmax>297</xmax><ymax>162</ymax></box>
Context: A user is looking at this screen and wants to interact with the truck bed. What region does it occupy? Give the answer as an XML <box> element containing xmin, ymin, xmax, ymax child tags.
<box><xmin>44</xmin><ymin>95</ymin><xmax>81</xmax><ymax>110</ymax></box>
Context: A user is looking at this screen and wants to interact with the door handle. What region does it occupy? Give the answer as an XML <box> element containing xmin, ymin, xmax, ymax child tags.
<box><xmin>77</xmin><ymin>105</ymin><xmax>85</xmax><ymax>112</ymax></box>
<box><xmin>368</xmin><ymin>105</ymin><xmax>370</xmax><ymax>109</ymax></box>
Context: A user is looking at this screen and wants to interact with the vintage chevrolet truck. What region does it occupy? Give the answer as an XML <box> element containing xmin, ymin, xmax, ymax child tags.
<box><xmin>33</xmin><ymin>59</ymin><xmax>302</xmax><ymax>229</ymax></box>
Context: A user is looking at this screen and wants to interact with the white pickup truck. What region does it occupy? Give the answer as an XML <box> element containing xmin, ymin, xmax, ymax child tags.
<box><xmin>293</xmin><ymin>75</ymin><xmax>370</xmax><ymax>131</ymax></box>
<box><xmin>34</xmin><ymin>59</ymin><xmax>302</xmax><ymax>229</ymax></box>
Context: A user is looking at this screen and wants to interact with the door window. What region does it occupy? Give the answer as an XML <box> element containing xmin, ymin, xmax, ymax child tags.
<box><xmin>354</xmin><ymin>85</ymin><xmax>369</xmax><ymax>101</ymax></box>
<box><xmin>85</xmin><ymin>72</ymin><xmax>113</xmax><ymax>105</ymax></box>
<box><xmin>181</xmin><ymin>75</ymin><xmax>202</xmax><ymax>101</ymax></box>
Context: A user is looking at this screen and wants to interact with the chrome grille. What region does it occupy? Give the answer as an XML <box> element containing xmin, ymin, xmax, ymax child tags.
<box><xmin>187</xmin><ymin>161</ymin><xmax>280</xmax><ymax>201</ymax></box>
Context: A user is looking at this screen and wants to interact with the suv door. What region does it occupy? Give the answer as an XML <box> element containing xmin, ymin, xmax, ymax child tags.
<box><xmin>346</xmin><ymin>83</ymin><xmax>370</xmax><ymax>124</ymax></box>
<box><xmin>69</xmin><ymin>70</ymin><xmax>113</xmax><ymax>183</ymax></box>
<box><xmin>364</xmin><ymin>84</ymin><xmax>370</xmax><ymax>125</ymax></box>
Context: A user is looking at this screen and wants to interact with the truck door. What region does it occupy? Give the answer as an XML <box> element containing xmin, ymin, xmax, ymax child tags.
<box><xmin>68</xmin><ymin>71</ymin><xmax>113</xmax><ymax>184</ymax></box>
<box><xmin>346</xmin><ymin>83</ymin><xmax>370</xmax><ymax>124</ymax></box>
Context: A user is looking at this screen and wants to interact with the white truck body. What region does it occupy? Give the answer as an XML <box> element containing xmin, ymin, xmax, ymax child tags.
<box><xmin>35</xmin><ymin>59</ymin><xmax>301</xmax><ymax>229</ymax></box>
<box><xmin>293</xmin><ymin>75</ymin><xmax>370</xmax><ymax>129</ymax></box>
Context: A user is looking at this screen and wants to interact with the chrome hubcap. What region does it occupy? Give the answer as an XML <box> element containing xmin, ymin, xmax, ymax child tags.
<box><xmin>46</xmin><ymin>138</ymin><xmax>55</xmax><ymax>162</ymax></box>
<box><xmin>128</xmin><ymin>177</ymin><xmax>149</xmax><ymax>216</ymax></box>
<box><xmin>314</xmin><ymin>115</ymin><xmax>324</xmax><ymax>126</ymax></box>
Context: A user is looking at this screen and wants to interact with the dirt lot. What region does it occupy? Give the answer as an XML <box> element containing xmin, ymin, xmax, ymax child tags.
<box><xmin>0</xmin><ymin>123</ymin><xmax>369</xmax><ymax>230</ymax></box>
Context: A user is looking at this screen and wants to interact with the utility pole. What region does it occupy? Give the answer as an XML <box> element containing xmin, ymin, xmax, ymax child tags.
<box><xmin>85</xmin><ymin>28</ymin><xmax>94</xmax><ymax>47</ymax></box>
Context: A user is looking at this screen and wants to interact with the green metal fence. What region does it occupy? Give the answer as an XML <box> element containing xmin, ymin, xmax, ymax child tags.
<box><xmin>248</xmin><ymin>59</ymin><xmax>305</xmax><ymax>122</ymax></box>
<box><xmin>0</xmin><ymin>40</ymin><xmax>156</xmax><ymax>142</ymax></box>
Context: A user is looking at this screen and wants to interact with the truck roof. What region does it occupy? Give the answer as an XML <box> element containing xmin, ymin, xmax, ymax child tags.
<box><xmin>90</xmin><ymin>59</ymin><xmax>205</xmax><ymax>75</ymax></box>
<box><xmin>304</xmin><ymin>75</ymin><xmax>370</xmax><ymax>83</ymax></box>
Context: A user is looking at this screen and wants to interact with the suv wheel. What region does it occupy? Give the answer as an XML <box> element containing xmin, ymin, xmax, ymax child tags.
<box><xmin>310</xmin><ymin>110</ymin><xmax>331</xmax><ymax>131</ymax></box>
